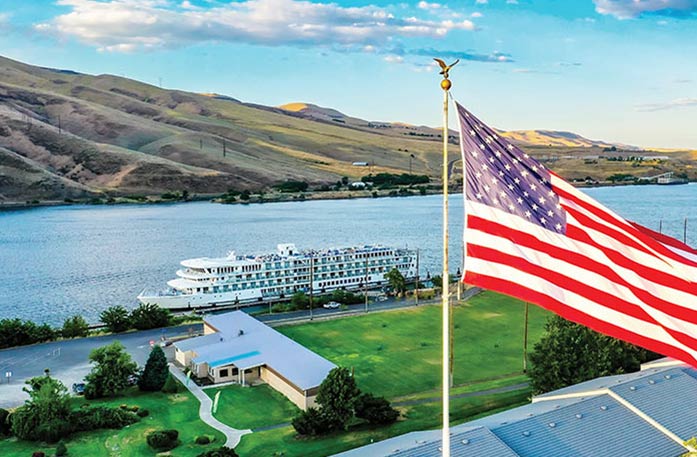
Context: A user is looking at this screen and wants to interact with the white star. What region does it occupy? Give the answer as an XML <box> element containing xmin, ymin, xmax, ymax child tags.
<box><xmin>525</xmin><ymin>210</ymin><xmax>532</xmax><ymax>218</ymax></box>
<box><xmin>514</xmin><ymin>178</ymin><xmax>520</xmax><ymax>184</ymax></box>
<box><xmin>475</xmin><ymin>172</ymin><xmax>482</xmax><ymax>179</ymax></box>
<box><xmin>523</xmin><ymin>153</ymin><xmax>529</xmax><ymax>158</ymax></box>
<box><xmin>555</xmin><ymin>223</ymin><xmax>562</xmax><ymax>231</ymax></box>
<box><xmin>530</xmin><ymin>184</ymin><xmax>537</xmax><ymax>191</ymax></box>
<box><xmin>483</xmin><ymin>184</ymin><xmax>490</xmax><ymax>192</ymax></box>
<box><xmin>493</xmin><ymin>135</ymin><xmax>498</xmax><ymax>140</ymax></box>
<box><xmin>512</xmin><ymin>158</ymin><xmax>519</xmax><ymax>164</ymax></box>
<box><xmin>476</xmin><ymin>193</ymin><xmax>483</xmax><ymax>199</ymax></box>
<box><xmin>489</xmin><ymin>157</ymin><xmax>496</xmax><ymax>163</ymax></box>
<box><xmin>485</xmin><ymin>138</ymin><xmax>492</xmax><ymax>144</ymax></box>
<box><xmin>547</xmin><ymin>210</ymin><xmax>553</xmax><ymax>217</ymax></box>
<box><xmin>532</xmin><ymin>204</ymin><xmax>538</xmax><ymax>211</ymax></box>
<box><xmin>540</xmin><ymin>218</ymin><xmax>546</xmax><ymax>225</ymax></box>
<box><xmin>498</xmin><ymin>171</ymin><xmax>505</xmax><ymax>177</ymax></box>
<box><xmin>495</xmin><ymin>151</ymin><xmax>502</xmax><ymax>158</ymax></box>
<box><xmin>500</xmin><ymin>191</ymin><xmax>507</xmax><ymax>199</ymax></box>
<box><xmin>532</xmin><ymin>165</ymin><xmax>538</xmax><ymax>172</ymax></box>
<box><xmin>508</xmin><ymin>184</ymin><xmax>514</xmax><ymax>190</ymax></box>
<box><xmin>493</xmin><ymin>198</ymin><xmax>499</xmax><ymax>205</ymax></box>
<box><xmin>522</xmin><ymin>170</ymin><xmax>529</xmax><ymax>177</ymax></box>
<box><xmin>548</xmin><ymin>190</ymin><xmax>554</xmax><ymax>197</ymax></box>
<box><xmin>491</xmin><ymin>178</ymin><xmax>498</xmax><ymax>185</ymax></box>
<box><xmin>470</xmin><ymin>150</ymin><xmax>478</xmax><ymax>157</ymax></box>
<box><xmin>556</xmin><ymin>203</ymin><xmax>562</xmax><ymax>209</ymax></box>
<box><xmin>538</xmin><ymin>196</ymin><xmax>546</xmax><ymax>204</ymax></box>
<box><xmin>508</xmin><ymin>204</ymin><xmax>515</xmax><ymax>211</ymax></box>
<box><xmin>504</xmin><ymin>164</ymin><xmax>511</xmax><ymax>171</ymax></box>
<box><xmin>482</xmin><ymin>164</ymin><xmax>489</xmax><ymax>170</ymax></box>
<box><xmin>523</xmin><ymin>191</ymin><xmax>529</xmax><ymax>197</ymax></box>
<box><xmin>470</xmin><ymin>130</ymin><xmax>476</xmax><ymax>136</ymax></box>
<box><xmin>517</xmin><ymin>197</ymin><xmax>524</xmax><ymax>204</ymax></box>
<box><xmin>507</xmin><ymin>144</ymin><xmax>514</xmax><ymax>150</ymax></box>
<box><xmin>480</xmin><ymin>144</ymin><xmax>486</xmax><ymax>150</ymax></box>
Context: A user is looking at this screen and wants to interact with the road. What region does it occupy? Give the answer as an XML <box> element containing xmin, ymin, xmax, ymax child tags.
<box><xmin>0</xmin><ymin>287</ymin><xmax>481</xmax><ymax>408</ymax></box>
<box><xmin>0</xmin><ymin>325</ymin><xmax>201</xmax><ymax>408</ymax></box>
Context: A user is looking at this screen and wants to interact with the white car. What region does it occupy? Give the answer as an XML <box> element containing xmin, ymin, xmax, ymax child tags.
<box><xmin>323</xmin><ymin>301</ymin><xmax>341</xmax><ymax>309</ymax></box>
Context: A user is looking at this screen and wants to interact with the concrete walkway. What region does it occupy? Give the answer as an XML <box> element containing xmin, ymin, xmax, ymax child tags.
<box><xmin>169</xmin><ymin>366</ymin><xmax>251</xmax><ymax>448</ymax></box>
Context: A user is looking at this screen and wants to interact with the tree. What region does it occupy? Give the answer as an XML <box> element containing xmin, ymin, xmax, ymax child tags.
<box><xmin>61</xmin><ymin>315</ymin><xmax>89</xmax><ymax>338</ymax></box>
<box><xmin>0</xmin><ymin>408</ymin><xmax>10</xmax><ymax>436</ymax></box>
<box><xmin>354</xmin><ymin>393</ymin><xmax>399</xmax><ymax>424</ymax></box>
<box><xmin>290</xmin><ymin>291</ymin><xmax>310</xmax><ymax>310</ymax></box>
<box><xmin>291</xmin><ymin>407</ymin><xmax>331</xmax><ymax>436</ymax></box>
<box><xmin>0</xmin><ymin>319</ymin><xmax>56</xmax><ymax>349</ymax></box>
<box><xmin>316</xmin><ymin>367</ymin><xmax>360</xmax><ymax>430</ymax></box>
<box><xmin>529</xmin><ymin>315</ymin><xmax>659</xmax><ymax>394</ymax></box>
<box><xmin>100</xmin><ymin>306</ymin><xmax>131</xmax><ymax>333</ymax></box>
<box><xmin>139</xmin><ymin>346</ymin><xmax>169</xmax><ymax>391</ymax></box>
<box><xmin>147</xmin><ymin>429</ymin><xmax>179</xmax><ymax>451</ymax></box>
<box><xmin>10</xmin><ymin>374</ymin><xmax>71</xmax><ymax>441</ymax></box>
<box><xmin>129</xmin><ymin>303</ymin><xmax>171</xmax><ymax>330</ymax></box>
<box><xmin>84</xmin><ymin>341</ymin><xmax>137</xmax><ymax>398</ymax></box>
<box><xmin>384</xmin><ymin>268</ymin><xmax>406</xmax><ymax>296</ymax></box>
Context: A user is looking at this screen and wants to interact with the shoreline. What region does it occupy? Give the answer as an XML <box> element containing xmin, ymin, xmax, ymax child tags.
<box><xmin>1</xmin><ymin>179</ymin><xmax>691</xmax><ymax>211</ymax></box>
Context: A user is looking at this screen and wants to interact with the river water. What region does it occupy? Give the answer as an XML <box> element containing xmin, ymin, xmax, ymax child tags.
<box><xmin>2</xmin><ymin>185</ymin><xmax>696</xmax><ymax>324</ymax></box>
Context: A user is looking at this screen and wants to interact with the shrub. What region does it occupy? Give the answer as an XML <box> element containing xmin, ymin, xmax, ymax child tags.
<box><xmin>55</xmin><ymin>442</ymin><xmax>68</xmax><ymax>456</ymax></box>
<box><xmin>99</xmin><ymin>306</ymin><xmax>131</xmax><ymax>333</ymax></box>
<box><xmin>0</xmin><ymin>319</ymin><xmax>57</xmax><ymax>349</ymax></box>
<box><xmin>291</xmin><ymin>407</ymin><xmax>332</xmax><ymax>436</ymax></box>
<box><xmin>195</xmin><ymin>435</ymin><xmax>211</xmax><ymax>445</ymax></box>
<box><xmin>354</xmin><ymin>393</ymin><xmax>399</xmax><ymax>425</ymax></box>
<box><xmin>161</xmin><ymin>374</ymin><xmax>183</xmax><ymax>394</ymax></box>
<box><xmin>137</xmin><ymin>409</ymin><xmax>150</xmax><ymax>418</ymax></box>
<box><xmin>35</xmin><ymin>418</ymin><xmax>72</xmax><ymax>443</ymax></box>
<box><xmin>0</xmin><ymin>408</ymin><xmax>10</xmax><ymax>436</ymax></box>
<box><xmin>130</xmin><ymin>303</ymin><xmax>171</xmax><ymax>330</ymax></box>
<box><xmin>147</xmin><ymin>429</ymin><xmax>179</xmax><ymax>451</ymax></box>
<box><xmin>196</xmin><ymin>447</ymin><xmax>239</xmax><ymax>457</ymax></box>
<box><xmin>61</xmin><ymin>315</ymin><xmax>89</xmax><ymax>338</ymax></box>
<box><xmin>32</xmin><ymin>452</ymin><xmax>45</xmax><ymax>457</ymax></box>
<box><xmin>68</xmin><ymin>406</ymin><xmax>139</xmax><ymax>432</ymax></box>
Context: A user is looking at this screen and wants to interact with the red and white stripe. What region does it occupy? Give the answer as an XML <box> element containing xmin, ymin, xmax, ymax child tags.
<box><xmin>463</xmin><ymin>172</ymin><xmax>697</xmax><ymax>367</ymax></box>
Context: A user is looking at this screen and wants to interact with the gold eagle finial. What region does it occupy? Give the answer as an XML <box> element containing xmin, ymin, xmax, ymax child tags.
<box><xmin>433</xmin><ymin>58</ymin><xmax>460</xmax><ymax>79</ymax></box>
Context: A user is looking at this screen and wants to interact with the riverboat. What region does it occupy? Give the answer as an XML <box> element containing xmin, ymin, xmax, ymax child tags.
<box><xmin>137</xmin><ymin>243</ymin><xmax>417</xmax><ymax>309</ymax></box>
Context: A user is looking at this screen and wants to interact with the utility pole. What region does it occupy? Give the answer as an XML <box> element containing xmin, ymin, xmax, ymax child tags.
<box><xmin>415</xmin><ymin>248</ymin><xmax>419</xmax><ymax>306</ymax></box>
<box><xmin>200</xmin><ymin>138</ymin><xmax>203</xmax><ymax>150</ymax></box>
<box><xmin>364</xmin><ymin>255</ymin><xmax>369</xmax><ymax>313</ymax></box>
<box><xmin>223</xmin><ymin>139</ymin><xmax>226</xmax><ymax>157</ymax></box>
<box><xmin>58</xmin><ymin>116</ymin><xmax>62</xmax><ymax>135</ymax></box>
<box><xmin>523</xmin><ymin>302</ymin><xmax>529</xmax><ymax>373</ymax></box>
<box><xmin>309</xmin><ymin>256</ymin><xmax>314</xmax><ymax>320</ymax></box>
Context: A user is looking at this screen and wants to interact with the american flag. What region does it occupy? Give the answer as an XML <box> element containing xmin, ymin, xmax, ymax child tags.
<box><xmin>456</xmin><ymin>101</ymin><xmax>697</xmax><ymax>366</ymax></box>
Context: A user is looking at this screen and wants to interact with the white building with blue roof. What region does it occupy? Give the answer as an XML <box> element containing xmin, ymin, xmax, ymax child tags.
<box><xmin>174</xmin><ymin>311</ymin><xmax>336</xmax><ymax>410</ymax></box>
<box><xmin>337</xmin><ymin>360</ymin><xmax>697</xmax><ymax>456</ymax></box>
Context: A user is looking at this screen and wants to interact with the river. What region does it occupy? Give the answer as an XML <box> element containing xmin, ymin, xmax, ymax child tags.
<box><xmin>2</xmin><ymin>185</ymin><xmax>696</xmax><ymax>324</ymax></box>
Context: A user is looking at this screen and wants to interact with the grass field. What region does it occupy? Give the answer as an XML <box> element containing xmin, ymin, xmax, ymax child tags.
<box><xmin>235</xmin><ymin>388</ymin><xmax>531</xmax><ymax>457</ymax></box>
<box><xmin>279</xmin><ymin>291</ymin><xmax>549</xmax><ymax>398</ymax></box>
<box><xmin>0</xmin><ymin>388</ymin><xmax>225</xmax><ymax>457</ymax></box>
<box><xmin>205</xmin><ymin>384</ymin><xmax>300</xmax><ymax>430</ymax></box>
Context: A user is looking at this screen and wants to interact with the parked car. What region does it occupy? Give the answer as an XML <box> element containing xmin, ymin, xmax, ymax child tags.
<box><xmin>127</xmin><ymin>374</ymin><xmax>138</xmax><ymax>386</ymax></box>
<box><xmin>72</xmin><ymin>383</ymin><xmax>85</xmax><ymax>395</ymax></box>
<box><xmin>323</xmin><ymin>301</ymin><xmax>341</xmax><ymax>309</ymax></box>
<box><xmin>376</xmin><ymin>295</ymin><xmax>388</xmax><ymax>302</ymax></box>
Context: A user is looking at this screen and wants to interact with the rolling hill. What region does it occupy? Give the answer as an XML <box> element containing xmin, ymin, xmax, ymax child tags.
<box><xmin>0</xmin><ymin>55</ymin><xmax>692</xmax><ymax>203</ymax></box>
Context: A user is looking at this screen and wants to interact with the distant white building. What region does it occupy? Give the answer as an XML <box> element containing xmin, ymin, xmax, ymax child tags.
<box><xmin>352</xmin><ymin>162</ymin><xmax>369</xmax><ymax>166</ymax></box>
<box><xmin>349</xmin><ymin>182</ymin><xmax>367</xmax><ymax>189</ymax></box>
<box><xmin>174</xmin><ymin>311</ymin><xmax>335</xmax><ymax>410</ymax></box>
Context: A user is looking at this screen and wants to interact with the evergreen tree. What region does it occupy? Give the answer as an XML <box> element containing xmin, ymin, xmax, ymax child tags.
<box><xmin>139</xmin><ymin>345</ymin><xmax>169</xmax><ymax>391</ymax></box>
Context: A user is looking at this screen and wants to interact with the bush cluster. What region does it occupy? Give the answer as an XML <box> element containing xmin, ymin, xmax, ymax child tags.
<box><xmin>195</xmin><ymin>435</ymin><xmax>211</xmax><ymax>445</ymax></box>
<box><xmin>0</xmin><ymin>319</ymin><xmax>56</xmax><ymax>349</ymax></box>
<box><xmin>354</xmin><ymin>393</ymin><xmax>400</xmax><ymax>424</ymax></box>
<box><xmin>146</xmin><ymin>429</ymin><xmax>179</xmax><ymax>451</ymax></box>
<box><xmin>99</xmin><ymin>303</ymin><xmax>172</xmax><ymax>334</ymax></box>
<box><xmin>68</xmin><ymin>406</ymin><xmax>139</xmax><ymax>433</ymax></box>
<box><xmin>196</xmin><ymin>446</ymin><xmax>239</xmax><ymax>457</ymax></box>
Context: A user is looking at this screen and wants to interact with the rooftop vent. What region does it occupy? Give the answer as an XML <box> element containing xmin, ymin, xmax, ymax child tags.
<box><xmin>522</xmin><ymin>431</ymin><xmax>531</xmax><ymax>437</ymax></box>
<box><xmin>649</xmin><ymin>379</ymin><xmax>656</xmax><ymax>385</ymax></box>
<box><xmin>462</xmin><ymin>439</ymin><xmax>470</xmax><ymax>445</ymax></box>
<box><xmin>576</xmin><ymin>413</ymin><xmax>583</xmax><ymax>419</ymax></box>
<box><xmin>600</xmin><ymin>405</ymin><xmax>608</xmax><ymax>411</ymax></box>
<box><xmin>630</xmin><ymin>386</ymin><xmax>637</xmax><ymax>391</ymax></box>
<box><xmin>665</xmin><ymin>374</ymin><xmax>672</xmax><ymax>380</ymax></box>
<box><xmin>549</xmin><ymin>422</ymin><xmax>557</xmax><ymax>428</ymax></box>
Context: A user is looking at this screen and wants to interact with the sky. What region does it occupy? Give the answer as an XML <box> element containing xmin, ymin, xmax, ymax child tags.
<box><xmin>1</xmin><ymin>0</ymin><xmax>697</xmax><ymax>148</ymax></box>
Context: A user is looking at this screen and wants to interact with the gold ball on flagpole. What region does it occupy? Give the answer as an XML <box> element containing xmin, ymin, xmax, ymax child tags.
<box><xmin>441</xmin><ymin>78</ymin><xmax>452</xmax><ymax>91</ymax></box>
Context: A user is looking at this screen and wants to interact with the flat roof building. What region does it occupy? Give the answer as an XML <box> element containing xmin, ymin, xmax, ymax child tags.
<box><xmin>174</xmin><ymin>311</ymin><xmax>335</xmax><ymax>410</ymax></box>
<box><xmin>337</xmin><ymin>360</ymin><xmax>697</xmax><ymax>456</ymax></box>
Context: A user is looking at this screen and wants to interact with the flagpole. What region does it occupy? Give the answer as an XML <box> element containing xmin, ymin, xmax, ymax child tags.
<box><xmin>438</xmin><ymin>59</ymin><xmax>455</xmax><ymax>457</ymax></box>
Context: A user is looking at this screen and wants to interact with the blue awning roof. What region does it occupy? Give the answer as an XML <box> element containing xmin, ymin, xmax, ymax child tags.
<box><xmin>209</xmin><ymin>350</ymin><xmax>261</xmax><ymax>368</ymax></box>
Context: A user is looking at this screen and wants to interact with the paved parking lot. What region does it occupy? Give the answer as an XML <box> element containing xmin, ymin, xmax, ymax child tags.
<box><xmin>0</xmin><ymin>324</ymin><xmax>201</xmax><ymax>408</ymax></box>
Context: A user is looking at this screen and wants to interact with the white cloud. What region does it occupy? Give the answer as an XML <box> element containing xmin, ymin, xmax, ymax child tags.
<box><xmin>636</xmin><ymin>97</ymin><xmax>697</xmax><ymax>111</ymax></box>
<box><xmin>418</xmin><ymin>1</ymin><xmax>441</xmax><ymax>10</ymax></box>
<box><xmin>471</xmin><ymin>11</ymin><xmax>483</xmax><ymax>17</ymax></box>
<box><xmin>506</xmin><ymin>0</ymin><xmax>518</xmax><ymax>4</ymax></box>
<box><xmin>594</xmin><ymin>0</ymin><xmax>697</xmax><ymax>19</ymax></box>
<box><xmin>35</xmin><ymin>0</ymin><xmax>478</xmax><ymax>53</ymax></box>
<box><xmin>475</xmin><ymin>0</ymin><xmax>488</xmax><ymax>4</ymax></box>
<box><xmin>384</xmin><ymin>55</ymin><xmax>404</xmax><ymax>63</ymax></box>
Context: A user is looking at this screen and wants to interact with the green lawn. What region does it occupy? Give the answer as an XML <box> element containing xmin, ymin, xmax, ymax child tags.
<box><xmin>235</xmin><ymin>388</ymin><xmax>531</xmax><ymax>457</ymax></box>
<box><xmin>205</xmin><ymin>384</ymin><xmax>300</xmax><ymax>430</ymax></box>
<box><xmin>0</xmin><ymin>388</ymin><xmax>225</xmax><ymax>457</ymax></box>
<box><xmin>279</xmin><ymin>291</ymin><xmax>549</xmax><ymax>398</ymax></box>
